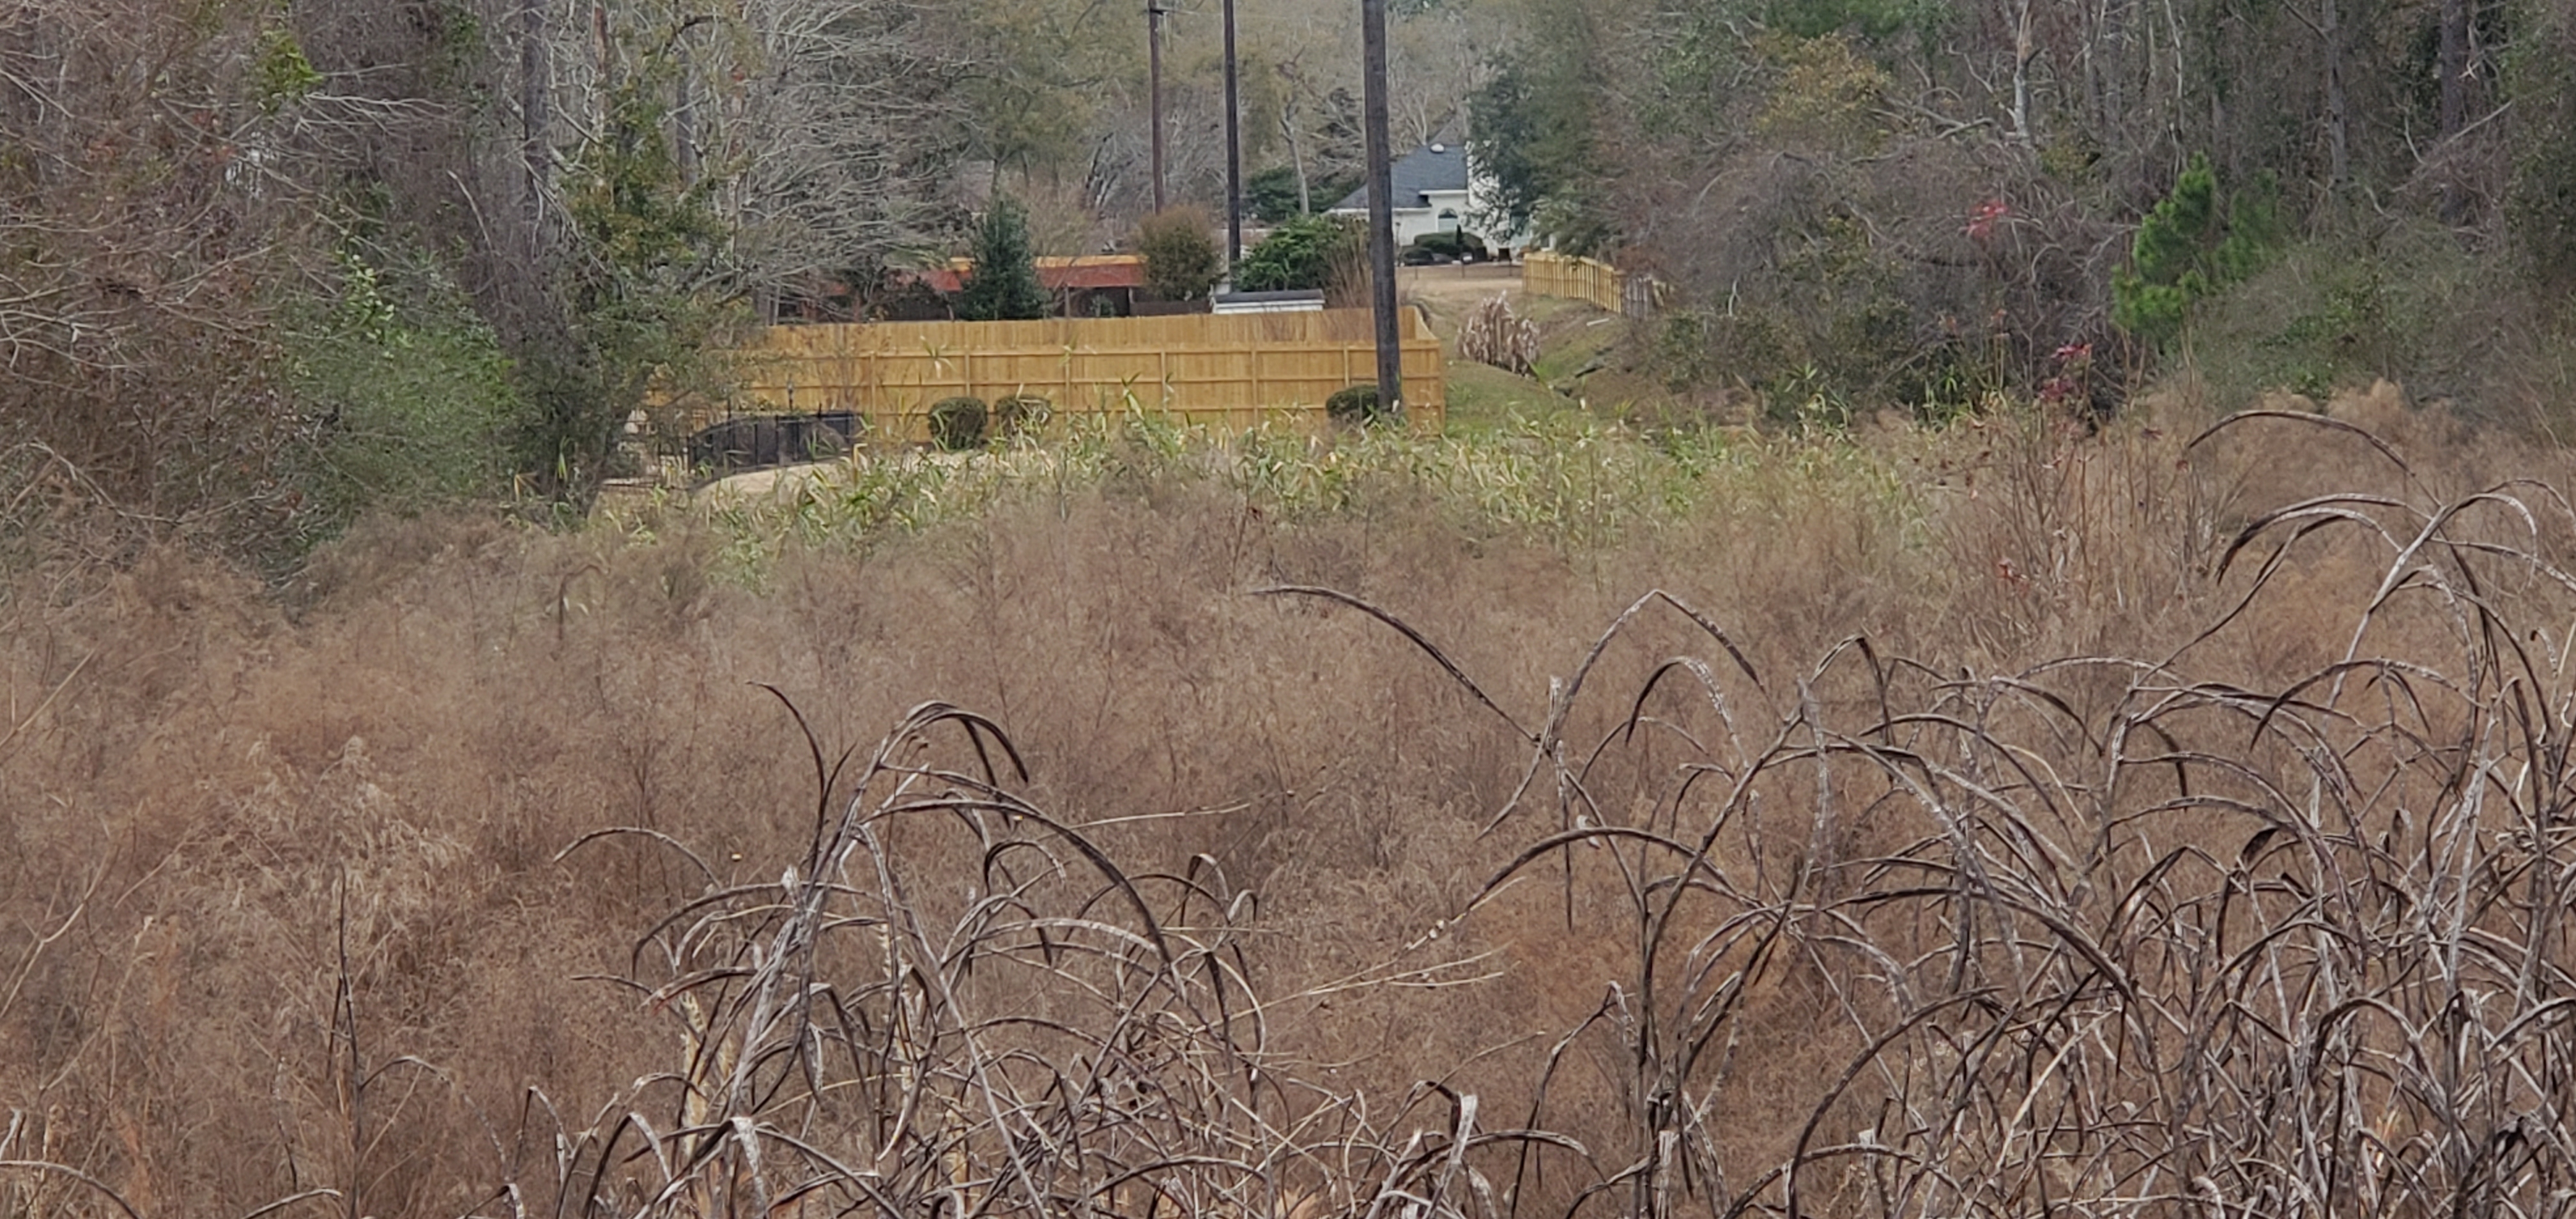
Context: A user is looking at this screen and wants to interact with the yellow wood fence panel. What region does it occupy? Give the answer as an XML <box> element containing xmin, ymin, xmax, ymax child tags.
<box><xmin>710</xmin><ymin>309</ymin><xmax>1443</xmax><ymax>441</ymax></box>
<box><xmin>1522</xmin><ymin>252</ymin><xmax>1625</xmax><ymax>312</ymax></box>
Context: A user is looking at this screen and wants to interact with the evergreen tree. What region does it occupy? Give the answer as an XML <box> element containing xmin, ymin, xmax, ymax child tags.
<box><xmin>2112</xmin><ymin>155</ymin><xmax>2281</xmax><ymax>346</ymax></box>
<box><xmin>958</xmin><ymin>195</ymin><xmax>1050</xmax><ymax>321</ymax></box>
<box><xmin>1136</xmin><ymin>208</ymin><xmax>1224</xmax><ymax>300</ymax></box>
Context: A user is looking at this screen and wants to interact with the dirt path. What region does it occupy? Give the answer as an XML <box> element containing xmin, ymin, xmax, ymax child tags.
<box><xmin>1399</xmin><ymin>265</ymin><xmax>1528</xmax><ymax>342</ymax></box>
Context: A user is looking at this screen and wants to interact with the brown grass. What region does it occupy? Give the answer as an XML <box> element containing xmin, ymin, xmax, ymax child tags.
<box><xmin>7</xmin><ymin>387</ymin><xmax>2576</xmax><ymax>1219</ymax></box>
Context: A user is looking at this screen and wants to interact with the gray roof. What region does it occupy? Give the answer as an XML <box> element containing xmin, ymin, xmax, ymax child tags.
<box><xmin>1331</xmin><ymin>144</ymin><xmax>1470</xmax><ymax>212</ymax></box>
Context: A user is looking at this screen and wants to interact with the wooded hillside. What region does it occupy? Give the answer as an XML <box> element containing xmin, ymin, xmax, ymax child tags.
<box><xmin>3</xmin><ymin>0</ymin><xmax>2573</xmax><ymax>565</ymax></box>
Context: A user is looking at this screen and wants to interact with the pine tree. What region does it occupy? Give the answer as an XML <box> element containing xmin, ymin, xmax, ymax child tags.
<box><xmin>2112</xmin><ymin>155</ymin><xmax>2280</xmax><ymax>346</ymax></box>
<box><xmin>957</xmin><ymin>195</ymin><xmax>1050</xmax><ymax>321</ymax></box>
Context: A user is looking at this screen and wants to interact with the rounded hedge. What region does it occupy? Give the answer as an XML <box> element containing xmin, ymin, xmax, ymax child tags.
<box><xmin>928</xmin><ymin>395</ymin><xmax>989</xmax><ymax>451</ymax></box>
<box><xmin>1326</xmin><ymin>384</ymin><xmax>1387</xmax><ymax>425</ymax></box>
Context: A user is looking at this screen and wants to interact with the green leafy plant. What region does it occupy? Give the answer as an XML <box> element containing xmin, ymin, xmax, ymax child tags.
<box><xmin>281</xmin><ymin>246</ymin><xmax>516</xmax><ymax>551</ymax></box>
<box><xmin>958</xmin><ymin>195</ymin><xmax>1050</xmax><ymax>321</ymax></box>
<box><xmin>254</xmin><ymin>27</ymin><xmax>324</xmax><ymax>114</ymax></box>
<box><xmin>1135</xmin><ymin>208</ymin><xmax>1223</xmax><ymax>300</ymax></box>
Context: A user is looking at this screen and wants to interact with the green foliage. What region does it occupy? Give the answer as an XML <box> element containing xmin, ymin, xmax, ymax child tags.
<box><xmin>1468</xmin><ymin>42</ymin><xmax>1604</xmax><ymax>241</ymax></box>
<box><xmin>2181</xmin><ymin>224</ymin><xmax>2576</xmax><ymax>410</ymax></box>
<box><xmin>254</xmin><ymin>27</ymin><xmax>323</xmax><ymax>114</ymax></box>
<box><xmin>2112</xmin><ymin>154</ymin><xmax>2282</xmax><ymax>346</ymax></box>
<box><xmin>541</xmin><ymin>50</ymin><xmax>740</xmax><ymax>501</ymax></box>
<box><xmin>929</xmin><ymin>396</ymin><xmax>990</xmax><ymax>450</ymax></box>
<box><xmin>1136</xmin><ymin>208</ymin><xmax>1223</xmax><ymax>300</ymax></box>
<box><xmin>2506</xmin><ymin>7</ymin><xmax>2576</xmax><ymax>294</ymax></box>
<box><xmin>961</xmin><ymin>0</ymin><xmax>1133</xmax><ymax>173</ymax></box>
<box><xmin>1248</xmin><ymin>165</ymin><xmax>1362</xmax><ymax>222</ymax></box>
<box><xmin>1402</xmin><ymin>229</ymin><xmax>1491</xmax><ymax>263</ymax></box>
<box><xmin>1233</xmin><ymin>214</ymin><xmax>1363</xmax><ymax>293</ymax></box>
<box><xmin>282</xmin><ymin>248</ymin><xmax>516</xmax><ymax>549</ymax></box>
<box><xmin>1326</xmin><ymin>384</ymin><xmax>1387</xmax><ymax>425</ymax></box>
<box><xmin>958</xmin><ymin>195</ymin><xmax>1050</xmax><ymax>321</ymax></box>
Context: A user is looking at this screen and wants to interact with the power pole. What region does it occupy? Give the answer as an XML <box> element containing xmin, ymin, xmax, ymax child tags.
<box><xmin>1360</xmin><ymin>0</ymin><xmax>1402</xmax><ymax>420</ymax></box>
<box><xmin>1148</xmin><ymin>3</ymin><xmax>1167</xmax><ymax>213</ymax></box>
<box><xmin>1223</xmin><ymin>0</ymin><xmax>1243</xmax><ymax>264</ymax></box>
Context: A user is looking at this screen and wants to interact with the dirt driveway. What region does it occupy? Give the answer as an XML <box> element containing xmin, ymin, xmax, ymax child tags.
<box><xmin>1398</xmin><ymin>263</ymin><xmax>1526</xmax><ymax>319</ymax></box>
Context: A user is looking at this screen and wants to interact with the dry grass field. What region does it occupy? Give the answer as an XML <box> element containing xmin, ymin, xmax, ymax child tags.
<box><xmin>8</xmin><ymin>385</ymin><xmax>2576</xmax><ymax>1219</ymax></box>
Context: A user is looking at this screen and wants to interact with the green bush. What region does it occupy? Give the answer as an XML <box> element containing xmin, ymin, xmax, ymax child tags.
<box><xmin>282</xmin><ymin>249</ymin><xmax>516</xmax><ymax>551</ymax></box>
<box><xmin>1137</xmin><ymin>208</ymin><xmax>1223</xmax><ymax>300</ymax></box>
<box><xmin>1326</xmin><ymin>383</ymin><xmax>1386</xmax><ymax>425</ymax></box>
<box><xmin>1234</xmin><ymin>215</ymin><xmax>1365</xmax><ymax>293</ymax></box>
<box><xmin>1401</xmin><ymin>229</ymin><xmax>1491</xmax><ymax>264</ymax></box>
<box><xmin>928</xmin><ymin>396</ymin><xmax>990</xmax><ymax>450</ymax></box>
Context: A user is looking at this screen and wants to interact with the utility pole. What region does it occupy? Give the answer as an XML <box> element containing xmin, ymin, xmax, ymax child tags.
<box><xmin>1360</xmin><ymin>0</ymin><xmax>1402</xmax><ymax>420</ymax></box>
<box><xmin>1223</xmin><ymin>0</ymin><xmax>1243</xmax><ymax>264</ymax></box>
<box><xmin>1148</xmin><ymin>3</ymin><xmax>1167</xmax><ymax>213</ymax></box>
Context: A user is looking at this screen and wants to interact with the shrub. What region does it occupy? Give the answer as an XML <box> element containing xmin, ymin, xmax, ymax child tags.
<box><xmin>1234</xmin><ymin>214</ymin><xmax>1366</xmax><ymax>293</ymax></box>
<box><xmin>992</xmin><ymin>394</ymin><xmax>1052</xmax><ymax>439</ymax></box>
<box><xmin>958</xmin><ymin>196</ymin><xmax>1050</xmax><ymax>321</ymax></box>
<box><xmin>1325</xmin><ymin>383</ymin><xmax>1387</xmax><ymax>425</ymax></box>
<box><xmin>1400</xmin><ymin>229</ymin><xmax>1491</xmax><ymax>265</ymax></box>
<box><xmin>282</xmin><ymin>248</ymin><xmax>517</xmax><ymax>553</ymax></box>
<box><xmin>928</xmin><ymin>395</ymin><xmax>989</xmax><ymax>450</ymax></box>
<box><xmin>1136</xmin><ymin>208</ymin><xmax>1223</xmax><ymax>300</ymax></box>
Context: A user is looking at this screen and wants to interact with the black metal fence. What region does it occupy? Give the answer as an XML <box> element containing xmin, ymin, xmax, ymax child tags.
<box><xmin>686</xmin><ymin>413</ymin><xmax>864</xmax><ymax>479</ymax></box>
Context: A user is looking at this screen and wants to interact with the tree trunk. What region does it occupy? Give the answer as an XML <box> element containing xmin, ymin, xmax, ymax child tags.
<box><xmin>675</xmin><ymin>39</ymin><xmax>697</xmax><ymax>189</ymax></box>
<box><xmin>2010</xmin><ymin>0</ymin><xmax>2036</xmax><ymax>144</ymax></box>
<box><xmin>1284</xmin><ymin>98</ymin><xmax>1312</xmax><ymax>213</ymax></box>
<box><xmin>1279</xmin><ymin>59</ymin><xmax>1314</xmax><ymax>213</ymax></box>
<box><xmin>2322</xmin><ymin>0</ymin><xmax>2349</xmax><ymax>195</ymax></box>
<box><xmin>519</xmin><ymin>0</ymin><xmax>550</xmax><ymax>259</ymax></box>
<box><xmin>2437</xmin><ymin>0</ymin><xmax>2469</xmax><ymax>221</ymax></box>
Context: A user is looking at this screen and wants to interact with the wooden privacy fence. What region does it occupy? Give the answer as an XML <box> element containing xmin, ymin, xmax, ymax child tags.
<box><xmin>707</xmin><ymin>309</ymin><xmax>1445</xmax><ymax>441</ymax></box>
<box><xmin>1522</xmin><ymin>251</ymin><xmax>1668</xmax><ymax>319</ymax></box>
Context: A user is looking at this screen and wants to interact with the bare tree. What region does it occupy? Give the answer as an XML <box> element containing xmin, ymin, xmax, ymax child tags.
<box><xmin>711</xmin><ymin>0</ymin><xmax>972</xmax><ymax>305</ymax></box>
<box><xmin>0</xmin><ymin>0</ymin><xmax>331</xmax><ymax>546</ymax></box>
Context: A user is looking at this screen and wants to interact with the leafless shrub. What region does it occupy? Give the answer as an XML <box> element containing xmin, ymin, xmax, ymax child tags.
<box><xmin>487</xmin><ymin>695</ymin><xmax>1546</xmax><ymax>1219</ymax></box>
<box><xmin>1459</xmin><ymin>296</ymin><xmax>1538</xmax><ymax>378</ymax></box>
<box><xmin>1284</xmin><ymin>411</ymin><xmax>2576</xmax><ymax>1219</ymax></box>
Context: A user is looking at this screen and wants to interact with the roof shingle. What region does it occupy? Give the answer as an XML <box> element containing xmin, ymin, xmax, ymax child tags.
<box><xmin>1331</xmin><ymin>144</ymin><xmax>1471</xmax><ymax>212</ymax></box>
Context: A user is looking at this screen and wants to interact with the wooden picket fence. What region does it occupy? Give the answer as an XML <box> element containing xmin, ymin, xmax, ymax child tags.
<box><xmin>1522</xmin><ymin>251</ymin><xmax>1668</xmax><ymax>319</ymax></box>
<box><xmin>702</xmin><ymin>309</ymin><xmax>1446</xmax><ymax>442</ymax></box>
<box><xmin>1522</xmin><ymin>252</ymin><xmax>1624</xmax><ymax>312</ymax></box>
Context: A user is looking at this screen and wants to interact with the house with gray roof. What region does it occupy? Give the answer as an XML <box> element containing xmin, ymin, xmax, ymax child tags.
<box><xmin>1328</xmin><ymin>142</ymin><xmax>1528</xmax><ymax>255</ymax></box>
